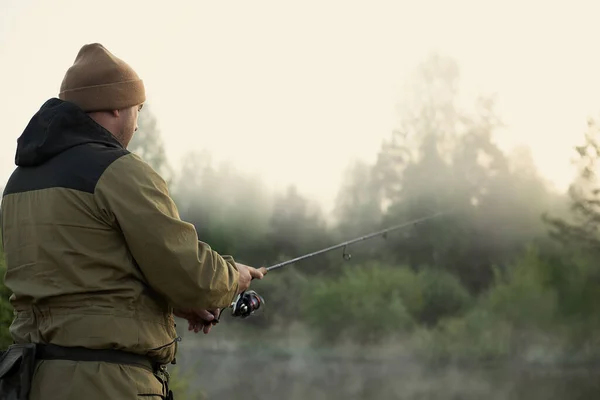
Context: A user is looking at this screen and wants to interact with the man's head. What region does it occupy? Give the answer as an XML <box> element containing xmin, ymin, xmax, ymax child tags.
<box><xmin>58</xmin><ymin>43</ymin><xmax>146</xmax><ymax>147</ymax></box>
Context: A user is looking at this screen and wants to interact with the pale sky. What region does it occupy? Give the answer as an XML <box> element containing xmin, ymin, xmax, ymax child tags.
<box><xmin>1</xmin><ymin>0</ymin><xmax>600</xmax><ymax>214</ymax></box>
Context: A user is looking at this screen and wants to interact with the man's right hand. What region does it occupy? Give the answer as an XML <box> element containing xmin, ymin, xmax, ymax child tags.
<box><xmin>236</xmin><ymin>263</ymin><xmax>267</xmax><ymax>293</ymax></box>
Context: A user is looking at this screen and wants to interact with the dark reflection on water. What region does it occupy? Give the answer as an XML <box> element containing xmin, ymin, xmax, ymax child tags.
<box><xmin>177</xmin><ymin>348</ymin><xmax>600</xmax><ymax>399</ymax></box>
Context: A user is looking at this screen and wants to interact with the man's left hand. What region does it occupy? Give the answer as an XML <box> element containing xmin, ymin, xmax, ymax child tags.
<box><xmin>174</xmin><ymin>308</ymin><xmax>221</xmax><ymax>334</ymax></box>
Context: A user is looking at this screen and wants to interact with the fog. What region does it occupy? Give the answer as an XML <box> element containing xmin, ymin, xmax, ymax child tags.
<box><xmin>2</xmin><ymin>1</ymin><xmax>600</xmax><ymax>399</ymax></box>
<box><xmin>173</xmin><ymin>338</ymin><xmax>600</xmax><ymax>399</ymax></box>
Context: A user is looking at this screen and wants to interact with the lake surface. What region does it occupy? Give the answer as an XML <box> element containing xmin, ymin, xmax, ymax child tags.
<box><xmin>175</xmin><ymin>346</ymin><xmax>600</xmax><ymax>399</ymax></box>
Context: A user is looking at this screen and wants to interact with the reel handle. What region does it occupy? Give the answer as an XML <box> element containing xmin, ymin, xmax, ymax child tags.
<box><xmin>204</xmin><ymin>266</ymin><xmax>267</xmax><ymax>324</ymax></box>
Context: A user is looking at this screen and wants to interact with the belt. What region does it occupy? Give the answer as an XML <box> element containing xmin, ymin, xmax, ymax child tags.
<box><xmin>35</xmin><ymin>344</ymin><xmax>156</xmax><ymax>373</ymax></box>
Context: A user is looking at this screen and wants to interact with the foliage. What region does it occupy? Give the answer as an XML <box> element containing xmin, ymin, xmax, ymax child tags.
<box><xmin>128</xmin><ymin>103</ymin><xmax>174</xmax><ymax>185</ymax></box>
<box><xmin>300</xmin><ymin>263</ymin><xmax>417</xmax><ymax>344</ymax></box>
<box><xmin>300</xmin><ymin>262</ymin><xmax>472</xmax><ymax>344</ymax></box>
<box><xmin>168</xmin><ymin>365</ymin><xmax>208</xmax><ymax>400</ymax></box>
<box><xmin>414</xmin><ymin>245</ymin><xmax>600</xmax><ymax>366</ymax></box>
<box><xmin>171</xmin><ymin>152</ymin><xmax>273</xmax><ymax>260</ymax></box>
<box><xmin>540</xmin><ymin>117</ymin><xmax>600</xmax><ymax>351</ymax></box>
<box><xmin>413</xmin><ymin>308</ymin><xmax>513</xmax><ymax>365</ymax></box>
<box><xmin>0</xmin><ymin>235</ymin><xmax>14</xmax><ymax>349</ymax></box>
<box><xmin>415</xmin><ymin>268</ymin><xmax>472</xmax><ymax>327</ymax></box>
<box><xmin>544</xmin><ymin>118</ymin><xmax>600</xmax><ymax>251</ymax></box>
<box><xmin>245</xmin><ymin>266</ymin><xmax>309</xmax><ymax>327</ymax></box>
<box><xmin>267</xmin><ymin>185</ymin><xmax>332</xmax><ymax>274</ymax></box>
<box><xmin>333</xmin><ymin>53</ymin><xmax>557</xmax><ymax>295</ymax></box>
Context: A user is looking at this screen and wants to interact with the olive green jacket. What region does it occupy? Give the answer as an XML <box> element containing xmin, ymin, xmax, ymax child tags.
<box><xmin>0</xmin><ymin>98</ymin><xmax>240</xmax><ymax>366</ymax></box>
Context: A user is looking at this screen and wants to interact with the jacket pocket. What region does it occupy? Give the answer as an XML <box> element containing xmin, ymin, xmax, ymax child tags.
<box><xmin>0</xmin><ymin>343</ymin><xmax>38</xmax><ymax>400</ymax></box>
<box><xmin>131</xmin><ymin>365</ymin><xmax>166</xmax><ymax>398</ymax></box>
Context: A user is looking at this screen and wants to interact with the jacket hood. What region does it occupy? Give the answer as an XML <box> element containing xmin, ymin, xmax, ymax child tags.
<box><xmin>15</xmin><ymin>98</ymin><xmax>124</xmax><ymax>167</ymax></box>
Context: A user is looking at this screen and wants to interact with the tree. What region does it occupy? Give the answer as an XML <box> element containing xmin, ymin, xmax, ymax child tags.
<box><xmin>376</xmin><ymin>55</ymin><xmax>505</xmax><ymax>290</ymax></box>
<box><xmin>334</xmin><ymin>159</ymin><xmax>385</xmax><ymax>236</ymax></box>
<box><xmin>345</xmin><ymin>53</ymin><xmax>557</xmax><ymax>293</ymax></box>
<box><xmin>540</xmin><ymin>117</ymin><xmax>600</xmax><ymax>338</ymax></box>
<box><xmin>267</xmin><ymin>185</ymin><xmax>330</xmax><ymax>272</ymax></box>
<box><xmin>128</xmin><ymin>104</ymin><xmax>174</xmax><ymax>184</ymax></box>
<box><xmin>171</xmin><ymin>151</ymin><xmax>273</xmax><ymax>261</ymax></box>
<box><xmin>544</xmin><ymin>118</ymin><xmax>600</xmax><ymax>251</ymax></box>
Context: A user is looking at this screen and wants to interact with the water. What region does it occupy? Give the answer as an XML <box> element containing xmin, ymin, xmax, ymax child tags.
<box><xmin>174</xmin><ymin>346</ymin><xmax>600</xmax><ymax>399</ymax></box>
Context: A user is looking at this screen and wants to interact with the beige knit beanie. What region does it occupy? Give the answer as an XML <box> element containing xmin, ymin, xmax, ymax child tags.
<box><xmin>59</xmin><ymin>43</ymin><xmax>146</xmax><ymax>112</ymax></box>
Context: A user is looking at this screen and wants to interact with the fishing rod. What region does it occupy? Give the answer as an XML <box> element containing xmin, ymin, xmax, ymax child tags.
<box><xmin>228</xmin><ymin>210</ymin><xmax>449</xmax><ymax>319</ymax></box>
<box><xmin>266</xmin><ymin>211</ymin><xmax>447</xmax><ymax>272</ymax></box>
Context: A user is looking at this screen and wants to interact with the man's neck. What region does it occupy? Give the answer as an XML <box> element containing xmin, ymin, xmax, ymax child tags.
<box><xmin>86</xmin><ymin>112</ymin><xmax>127</xmax><ymax>148</ymax></box>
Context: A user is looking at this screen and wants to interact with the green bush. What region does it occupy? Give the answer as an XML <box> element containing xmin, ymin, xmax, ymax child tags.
<box><xmin>482</xmin><ymin>245</ymin><xmax>600</xmax><ymax>356</ymax></box>
<box><xmin>243</xmin><ymin>266</ymin><xmax>310</xmax><ymax>328</ymax></box>
<box><xmin>414</xmin><ymin>268</ymin><xmax>472</xmax><ymax>326</ymax></box>
<box><xmin>413</xmin><ymin>247</ymin><xmax>558</xmax><ymax>365</ymax></box>
<box><xmin>413</xmin><ymin>308</ymin><xmax>513</xmax><ymax>365</ymax></box>
<box><xmin>300</xmin><ymin>262</ymin><xmax>418</xmax><ymax>344</ymax></box>
<box><xmin>483</xmin><ymin>246</ymin><xmax>558</xmax><ymax>331</ymax></box>
<box><xmin>168</xmin><ymin>365</ymin><xmax>207</xmax><ymax>400</ymax></box>
<box><xmin>300</xmin><ymin>262</ymin><xmax>475</xmax><ymax>345</ymax></box>
<box><xmin>534</xmin><ymin>248</ymin><xmax>600</xmax><ymax>356</ymax></box>
<box><xmin>413</xmin><ymin>245</ymin><xmax>600</xmax><ymax>366</ymax></box>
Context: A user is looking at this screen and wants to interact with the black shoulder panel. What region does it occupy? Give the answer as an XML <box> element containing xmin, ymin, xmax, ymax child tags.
<box><xmin>3</xmin><ymin>143</ymin><xmax>129</xmax><ymax>196</ymax></box>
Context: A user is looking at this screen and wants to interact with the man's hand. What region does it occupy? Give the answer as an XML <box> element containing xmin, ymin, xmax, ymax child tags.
<box><xmin>172</xmin><ymin>263</ymin><xmax>267</xmax><ymax>334</ymax></box>
<box><xmin>174</xmin><ymin>308</ymin><xmax>220</xmax><ymax>334</ymax></box>
<box><xmin>236</xmin><ymin>263</ymin><xmax>267</xmax><ymax>293</ymax></box>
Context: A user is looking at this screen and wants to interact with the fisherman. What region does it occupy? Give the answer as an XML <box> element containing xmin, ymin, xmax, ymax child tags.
<box><xmin>0</xmin><ymin>43</ymin><xmax>265</xmax><ymax>399</ymax></box>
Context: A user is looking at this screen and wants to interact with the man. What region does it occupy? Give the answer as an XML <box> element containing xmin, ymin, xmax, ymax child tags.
<box><xmin>0</xmin><ymin>43</ymin><xmax>265</xmax><ymax>399</ymax></box>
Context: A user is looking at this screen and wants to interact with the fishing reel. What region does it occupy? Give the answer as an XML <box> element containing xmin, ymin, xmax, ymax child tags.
<box><xmin>230</xmin><ymin>290</ymin><xmax>265</xmax><ymax>318</ymax></box>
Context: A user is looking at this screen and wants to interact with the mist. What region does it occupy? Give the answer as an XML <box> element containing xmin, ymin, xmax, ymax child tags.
<box><xmin>2</xmin><ymin>1</ymin><xmax>600</xmax><ymax>399</ymax></box>
<box><xmin>113</xmin><ymin>53</ymin><xmax>600</xmax><ymax>399</ymax></box>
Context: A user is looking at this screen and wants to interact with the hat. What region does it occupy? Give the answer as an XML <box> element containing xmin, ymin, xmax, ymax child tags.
<box><xmin>59</xmin><ymin>43</ymin><xmax>146</xmax><ymax>112</ymax></box>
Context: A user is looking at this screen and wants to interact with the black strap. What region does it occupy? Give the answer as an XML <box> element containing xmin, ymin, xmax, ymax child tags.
<box><xmin>35</xmin><ymin>344</ymin><xmax>155</xmax><ymax>373</ymax></box>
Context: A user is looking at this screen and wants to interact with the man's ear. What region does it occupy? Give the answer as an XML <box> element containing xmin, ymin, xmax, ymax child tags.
<box><xmin>110</xmin><ymin>110</ymin><xmax>120</xmax><ymax>118</ymax></box>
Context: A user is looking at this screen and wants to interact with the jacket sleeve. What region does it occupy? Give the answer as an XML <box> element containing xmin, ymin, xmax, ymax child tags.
<box><xmin>93</xmin><ymin>152</ymin><xmax>240</xmax><ymax>311</ymax></box>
